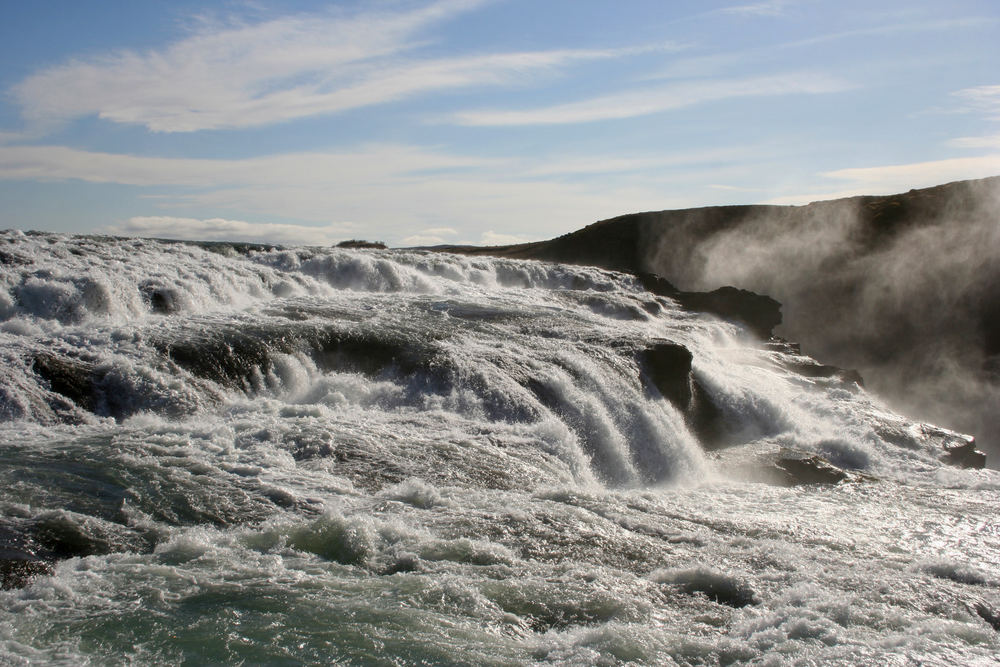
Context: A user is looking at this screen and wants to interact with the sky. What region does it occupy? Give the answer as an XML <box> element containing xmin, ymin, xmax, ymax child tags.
<box><xmin>0</xmin><ymin>0</ymin><xmax>998</xmax><ymax>247</ymax></box>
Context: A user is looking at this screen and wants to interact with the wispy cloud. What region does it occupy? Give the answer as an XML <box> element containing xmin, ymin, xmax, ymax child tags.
<box><xmin>645</xmin><ymin>18</ymin><xmax>994</xmax><ymax>81</ymax></box>
<box><xmin>449</xmin><ymin>72</ymin><xmax>850</xmax><ymax>126</ymax></box>
<box><xmin>782</xmin><ymin>17</ymin><xmax>995</xmax><ymax>49</ymax></box>
<box><xmin>107</xmin><ymin>216</ymin><xmax>356</xmax><ymax>245</ymax></box>
<box><xmin>0</xmin><ymin>142</ymin><xmax>703</xmax><ymax>243</ymax></box>
<box><xmin>949</xmin><ymin>134</ymin><xmax>1000</xmax><ymax>149</ymax></box>
<box><xmin>951</xmin><ymin>84</ymin><xmax>1000</xmax><ymax>120</ymax></box>
<box><xmin>478</xmin><ymin>230</ymin><xmax>532</xmax><ymax>245</ymax></box>
<box><xmin>399</xmin><ymin>227</ymin><xmax>458</xmax><ymax>245</ymax></box>
<box><xmin>11</xmin><ymin>0</ymin><xmax>640</xmax><ymax>133</ymax></box>
<box><xmin>716</xmin><ymin>0</ymin><xmax>800</xmax><ymax>17</ymax></box>
<box><xmin>0</xmin><ymin>143</ymin><xmax>492</xmax><ymax>186</ymax></box>
<box><xmin>767</xmin><ymin>154</ymin><xmax>1000</xmax><ymax>204</ymax></box>
<box><xmin>824</xmin><ymin>155</ymin><xmax>1000</xmax><ymax>188</ymax></box>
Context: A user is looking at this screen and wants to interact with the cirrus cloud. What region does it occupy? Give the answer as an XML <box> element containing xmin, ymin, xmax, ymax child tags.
<box><xmin>11</xmin><ymin>0</ymin><xmax>658</xmax><ymax>133</ymax></box>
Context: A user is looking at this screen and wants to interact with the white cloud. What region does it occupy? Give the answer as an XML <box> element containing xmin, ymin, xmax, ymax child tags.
<box><xmin>0</xmin><ymin>142</ymin><xmax>701</xmax><ymax>244</ymax></box>
<box><xmin>106</xmin><ymin>216</ymin><xmax>356</xmax><ymax>245</ymax></box>
<box><xmin>766</xmin><ymin>154</ymin><xmax>1000</xmax><ymax>204</ymax></box>
<box><xmin>708</xmin><ymin>183</ymin><xmax>762</xmax><ymax>192</ymax></box>
<box><xmin>11</xmin><ymin>0</ymin><xmax>644</xmax><ymax>133</ymax></box>
<box><xmin>450</xmin><ymin>72</ymin><xmax>850</xmax><ymax>126</ymax></box>
<box><xmin>824</xmin><ymin>155</ymin><xmax>1000</xmax><ymax>189</ymax></box>
<box><xmin>399</xmin><ymin>227</ymin><xmax>458</xmax><ymax>245</ymax></box>
<box><xmin>479</xmin><ymin>231</ymin><xmax>532</xmax><ymax>245</ymax></box>
<box><xmin>0</xmin><ymin>143</ymin><xmax>492</xmax><ymax>186</ymax></box>
<box><xmin>949</xmin><ymin>134</ymin><xmax>1000</xmax><ymax>149</ymax></box>
<box><xmin>951</xmin><ymin>84</ymin><xmax>1000</xmax><ymax>121</ymax></box>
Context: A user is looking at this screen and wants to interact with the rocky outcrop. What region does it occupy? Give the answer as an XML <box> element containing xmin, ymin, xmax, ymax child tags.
<box><xmin>336</xmin><ymin>240</ymin><xmax>387</xmax><ymax>249</ymax></box>
<box><xmin>640</xmin><ymin>341</ymin><xmax>725</xmax><ymax>449</ymax></box>
<box><xmin>636</xmin><ymin>273</ymin><xmax>782</xmax><ymax>339</ymax></box>
<box><xmin>718</xmin><ymin>447</ymin><xmax>853</xmax><ymax>487</ymax></box>
<box><xmin>943</xmin><ymin>437</ymin><xmax>988</xmax><ymax>469</ymax></box>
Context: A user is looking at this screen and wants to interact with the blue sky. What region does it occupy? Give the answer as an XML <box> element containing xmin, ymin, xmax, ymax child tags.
<box><xmin>0</xmin><ymin>0</ymin><xmax>998</xmax><ymax>246</ymax></box>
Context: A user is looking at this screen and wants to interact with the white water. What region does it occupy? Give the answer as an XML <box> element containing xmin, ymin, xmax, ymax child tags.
<box><xmin>0</xmin><ymin>231</ymin><xmax>997</xmax><ymax>665</ymax></box>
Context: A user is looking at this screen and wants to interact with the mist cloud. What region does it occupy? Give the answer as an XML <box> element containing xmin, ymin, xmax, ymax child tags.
<box><xmin>646</xmin><ymin>177</ymin><xmax>1000</xmax><ymax>462</ymax></box>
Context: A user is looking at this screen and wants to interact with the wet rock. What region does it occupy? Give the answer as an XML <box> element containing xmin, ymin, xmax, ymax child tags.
<box><xmin>722</xmin><ymin>448</ymin><xmax>850</xmax><ymax>486</ymax></box>
<box><xmin>784</xmin><ymin>357</ymin><xmax>864</xmax><ymax>387</ymax></box>
<box><xmin>943</xmin><ymin>437</ymin><xmax>987</xmax><ymax>469</ymax></box>
<box><xmin>656</xmin><ymin>567</ymin><xmax>759</xmax><ymax>608</ymax></box>
<box><xmin>336</xmin><ymin>240</ymin><xmax>387</xmax><ymax>249</ymax></box>
<box><xmin>774</xmin><ymin>450</ymin><xmax>849</xmax><ymax>485</ymax></box>
<box><xmin>973</xmin><ymin>601</ymin><xmax>1000</xmax><ymax>632</ymax></box>
<box><xmin>676</xmin><ymin>286</ymin><xmax>782</xmax><ymax>340</ymax></box>
<box><xmin>32</xmin><ymin>353</ymin><xmax>98</xmax><ymax>412</ymax></box>
<box><xmin>0</xmin><ymin>249</ymin><xmax>30</xmax><ymax>266</ymax></box>
<box><xmin>382</xmin><ymin>553</ymin><xmax>422</xmax><ymax>575</ymax></box>
<box><xmin>640</xmin><ymin>341</ymin><xmax>726</xmax><ymax>449</ymax></box>
<box><xmin>642</xmin><ymin>341</ymin><xmax>693</xmax><ymax>407</ymax></box>
<box><xmin>636</xmin><ymin>273</ymin><xmax>782</xmax><ymax>339</ymax></box>
<box><xmin>140</xmin><ymin>282</ymin><xmax>184</xmax><ymax>314</ymax></box>
<box><xmin>1</xmin><ymin>556</ymin><xmax>53</xmax><ymax>590</ymax></box>
<box><xmin>31</xmin><ymin>353</ymin><xmax>144</xmax><ymax>420</ymax></box>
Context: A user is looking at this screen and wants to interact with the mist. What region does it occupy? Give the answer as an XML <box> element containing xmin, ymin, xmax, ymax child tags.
<box><xmin>644</xmin><ymin>176</ymin><xmax>1000</xmax><ymax>464</ymax></box>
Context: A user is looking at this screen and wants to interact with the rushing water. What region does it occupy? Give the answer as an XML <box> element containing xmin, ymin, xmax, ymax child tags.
<box><xmin>0</xmin><ymin>230</ymin><xmax>997</xmax><ymax>665</ymax></box>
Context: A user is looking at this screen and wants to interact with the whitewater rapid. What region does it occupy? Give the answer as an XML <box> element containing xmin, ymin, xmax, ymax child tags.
<box><xmin>0</xmin><ymin>231</ymin><xmax>997</xmax><ymax>665</ymax></box>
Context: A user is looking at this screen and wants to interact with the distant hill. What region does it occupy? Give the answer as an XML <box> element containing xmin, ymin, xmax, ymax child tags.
<box><xmin>432</xmin><ymin>176</ymin><xmax>1000</xmax><ymax>463</ymax></box>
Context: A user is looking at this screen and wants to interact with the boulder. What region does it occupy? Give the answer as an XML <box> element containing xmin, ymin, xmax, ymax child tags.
<box><xmin>0</xmin><ymin>557</ymin><xmax>53</xmax><ymax>590</ymax></box>
<box><xmin>32</xmin><ymin>353</ymin><xmax>98</xmax><ymax>412</ymax></box>
<box><xmin>642</xmin><ymin>341</ymin><xmax>693</xmax><ymax>408</ymax></box>
<box><xmin>636</xmin><ymin>273</ymin><xmax>782</xmax><ymax>339</ymax></box>
<box><xmin>336</xmin><ymin>240</ymin><xmax>387</xmax><ymax>249</ymax></box>
<box><xmin>944</xmin><ymin>437</ymin><xmax>988</xmax><ymax>469</ymax></box>
<box><xmin>721</xmin><ymin>448</ymin><xmax>850</xmax><ymax>487</ymax></box>
<box><xmin>773</xmin><ymin>450</ymin><xmax>849</xmax><ymax>485</ymax></box>
<box><xmin>640</xmin><ymin>341</ymin><xmax>726</xmax><ymax>449</ymax></box>
<box><xmin>974</xmin><ymin>601</ymin><xmax>1000</xmax><ymax>632</ymax></box>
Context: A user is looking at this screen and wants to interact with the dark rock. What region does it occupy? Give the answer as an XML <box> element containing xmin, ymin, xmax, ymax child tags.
<box><xmin>640</xmin><ymin>341</ymin><xmax>726</xmax><ymax>449</ymax></box>
<box><xmin>140</xmin><ymin>282</ymin><xmax>184</xmax><ymax>314</ymax></box>
<box><xmin>974</xmin><ymin>602</ymin><xmax>1000</xmax><ymax>631</ymax></box>
<box><xmin>1</xmin><ymin>557</ymin><xmax>53</xmax><ymax>590</ymax></box>
<box><xmin>724</xmin><ymin>448</ymin><xmax>850</xmax><ymax>486</ymax></box>
<box><xmin>636</xmin><ymin>272</ymin><xmax>682</xmax><ymax>298</ymax></box>
<box><xmin>774</xmin><ymin>450</ymin><xmax>849</xmax><ymax>485</ymax></box>
<box><xmin>636</xmin><ymin>273</ymin><xmax>782</xmax><ymax>339</ymax></box>
<box><xmin>944</xmin><ymin>437</ymin><xmax>988</xmax><ymax>469</ymax></box>
<box><xmin>783</xmin><ymin>357</ymin><xmax>865</xmax><ymax>387</ymax></box>
<box><xmin>642</xmin><ymin>341</ymin><xmax>693</xmax><ymax>407</ymax></box>
<box><xmin>336</xmin><ymin>240</ymin><xmax>387</xmax><ymax>249</ymax></box>
<box><xmin>663</xmin><ymin>569</ymin><xmax>759</xmax><ymax>608</ymax></box>
<box><xmin>0</xmin><ymin>250</ymin><xmax>30</xmax><ymax>266</ymax></box>
<box><xmin>674</xmin><ymin>286</ymin><xmax>783</xmax><ymax>340</ymax></box>
<box><xmin>32</xmin><ymin>353</ymin><xmax>98</xmax><ymax>412</ymax></box>
<box><xmin>383</xmin><ymin>553</ymin><xmax>421</xmax><ymax>575</ymax></box>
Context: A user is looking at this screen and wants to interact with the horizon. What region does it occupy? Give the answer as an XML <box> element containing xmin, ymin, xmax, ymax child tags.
<box><xmin>1</xmin><ymin>0</ymin><xmax>999</xmax><ymax>246</ymax></box>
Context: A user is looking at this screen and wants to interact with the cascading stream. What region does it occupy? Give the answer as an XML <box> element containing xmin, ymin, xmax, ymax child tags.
<box><xmin>1</xmin><ymin>231</ymin><xmax>997</xmax><ymax>665</ymax></box>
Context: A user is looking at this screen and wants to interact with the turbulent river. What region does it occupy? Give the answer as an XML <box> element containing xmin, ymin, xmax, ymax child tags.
<box><xmin>0</xmin><ymin>231</ymin><xmax>998</xmax><ymax>665</ymax></box>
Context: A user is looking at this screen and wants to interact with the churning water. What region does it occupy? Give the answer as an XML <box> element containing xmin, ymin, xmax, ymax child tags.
<box><xmin>0</xmin><ymin>231</ymin><xmax>997</xmax><ymax>665</ymax></box>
